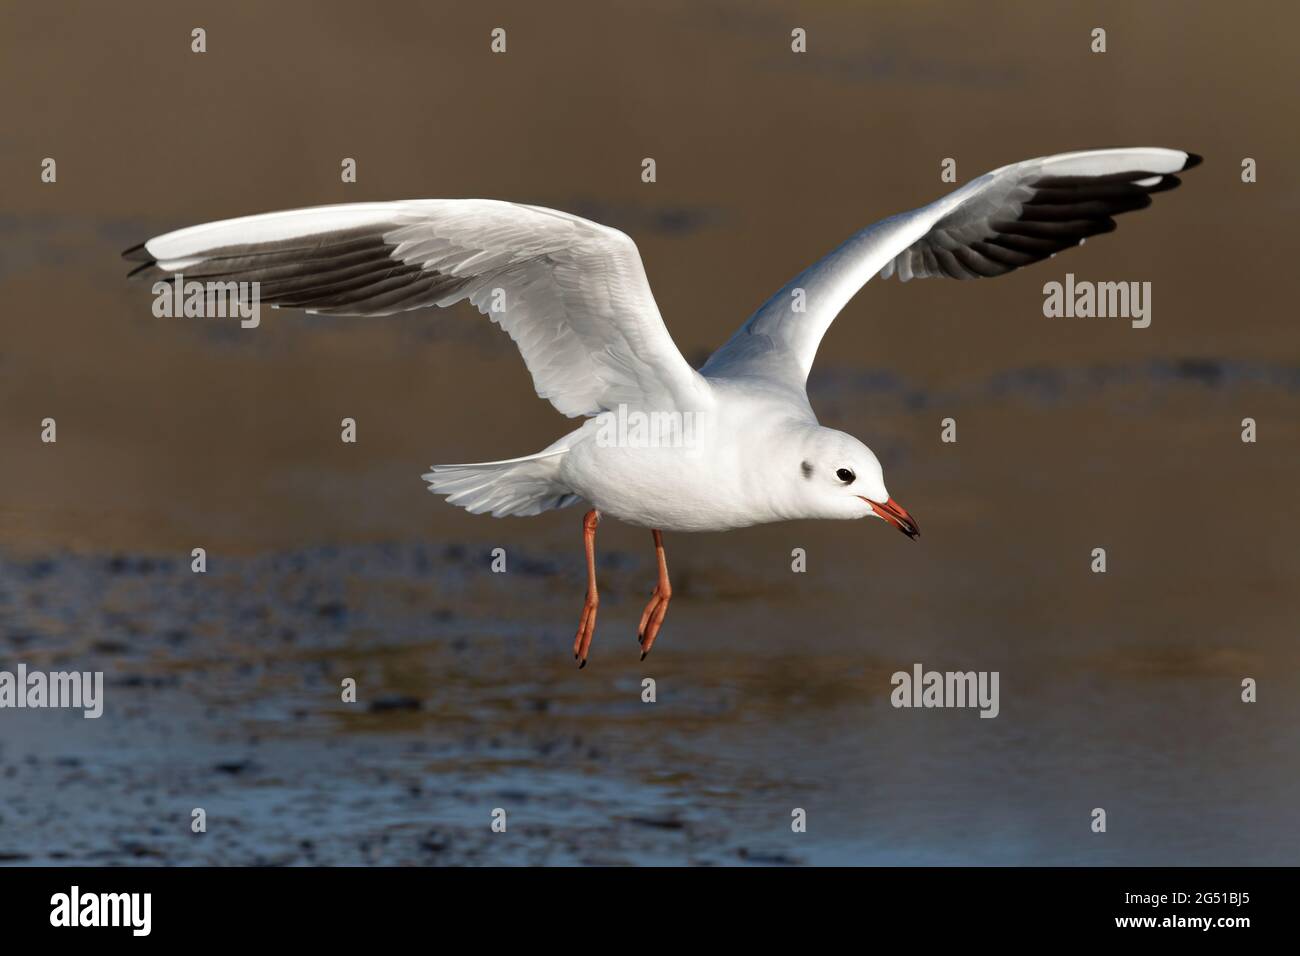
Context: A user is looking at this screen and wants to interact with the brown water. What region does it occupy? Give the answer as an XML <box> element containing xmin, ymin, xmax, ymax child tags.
<box><xmin>1</xmin><ymin>0</ymin><xmax>1298</xmax><ymax>864</ymax></box>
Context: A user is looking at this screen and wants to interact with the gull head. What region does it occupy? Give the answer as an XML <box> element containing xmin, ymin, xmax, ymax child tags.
<box><xmin>788</xmin><ymin>427</ymin><xmax>918</xmax><ymax>539</ymax></box>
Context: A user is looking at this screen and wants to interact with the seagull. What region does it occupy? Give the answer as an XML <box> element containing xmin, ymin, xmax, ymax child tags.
<box><xmin>125</xmin><ymin>147</ymin><xmax>1199</xmax><ymax>666</ymax></box>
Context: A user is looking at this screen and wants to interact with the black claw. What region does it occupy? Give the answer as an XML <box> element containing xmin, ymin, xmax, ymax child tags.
<box><xmin>639</xmin><ymin>651</ymin><xmax>647</xmax><ymax>661</ymax></box>
<box><xmin>578</xmin><ymin>658</ymin><xmax>587</xmax><ymax>670</ymax></box>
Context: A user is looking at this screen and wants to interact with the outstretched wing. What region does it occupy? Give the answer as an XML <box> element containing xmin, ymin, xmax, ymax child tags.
<box><xmin>702</xmin><ymin>148</ymin><xmax>1199</xmax><ymax>387</ymax></box>
<box><xmin>125</xmin><ymin>200</ymin><xmax>711</xmax><ymax>417</ymax></box>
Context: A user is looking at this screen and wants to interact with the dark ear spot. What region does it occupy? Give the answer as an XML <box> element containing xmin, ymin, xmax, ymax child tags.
<box><xmin>800</xmin><ymin>460</ymin><xmax>814</xmax><ymax>479</ymax></box>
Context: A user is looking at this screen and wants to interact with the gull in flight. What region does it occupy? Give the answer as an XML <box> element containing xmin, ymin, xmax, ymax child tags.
<box><xmin>125</xmin><ymin>147</ymin><xmax>1199</xmax><ymax>666</ymax></box>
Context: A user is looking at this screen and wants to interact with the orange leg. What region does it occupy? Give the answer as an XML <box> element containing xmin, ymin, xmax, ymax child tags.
<box><xmin>637</xmin><ymin>529</ymin><xmax>672</xmax><ymax>660</ymax></box>
<box><xmin>572</xmin><ymin>509</ymin><xmax>600</xmax><ymax>668</ymax></box>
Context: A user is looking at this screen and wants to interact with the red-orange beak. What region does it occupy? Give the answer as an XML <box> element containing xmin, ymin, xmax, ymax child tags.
<box><xmin>861</xmin><ymin>496</ymin><xmax>919</xmax><ymax>540</ymax></box>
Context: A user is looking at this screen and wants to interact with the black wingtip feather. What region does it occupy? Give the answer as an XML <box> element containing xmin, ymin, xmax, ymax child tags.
<box><xmin>127</xmin><ymin>260</ymin><xmax>162</xmax><ymax>280</ymax></box>
<box><xmin>1143</xmin><ymin>174</ymin><xmax>1182</xmax><ymax>196</ymax></box>
<box><xmin>1182</xmin><ymin>151</ymin><xmax>1203</xmax><ymax>170</ymax></box>
<box><xmin>122</xmin><ymin>241</ymin><xmax>152</xmax><ymax>262</ymax></box>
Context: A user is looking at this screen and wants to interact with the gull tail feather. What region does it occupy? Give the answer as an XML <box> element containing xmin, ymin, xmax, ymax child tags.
<box><xmin>422</xmin><ymin>445</ymin><xmax>580</xmax><ymax>517</ymax></box>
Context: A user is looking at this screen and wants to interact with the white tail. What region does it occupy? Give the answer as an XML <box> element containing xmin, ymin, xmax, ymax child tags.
<box><xmin>422</xmin><ymin>447</ymin><xmax>579</xmax><ymax>517</ymax></box>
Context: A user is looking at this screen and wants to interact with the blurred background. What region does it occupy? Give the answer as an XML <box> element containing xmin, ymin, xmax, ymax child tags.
<box><xmin>0</xmin><ymin>0</ymin><xmax>1297</xmax><ymax>864</ymax></box>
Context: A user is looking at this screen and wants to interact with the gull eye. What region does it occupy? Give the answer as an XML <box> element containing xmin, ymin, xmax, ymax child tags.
<box><xmin>836</xmin><ymin>467</ymin><xmax>856</xmax><ymax>483</ymax></box>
